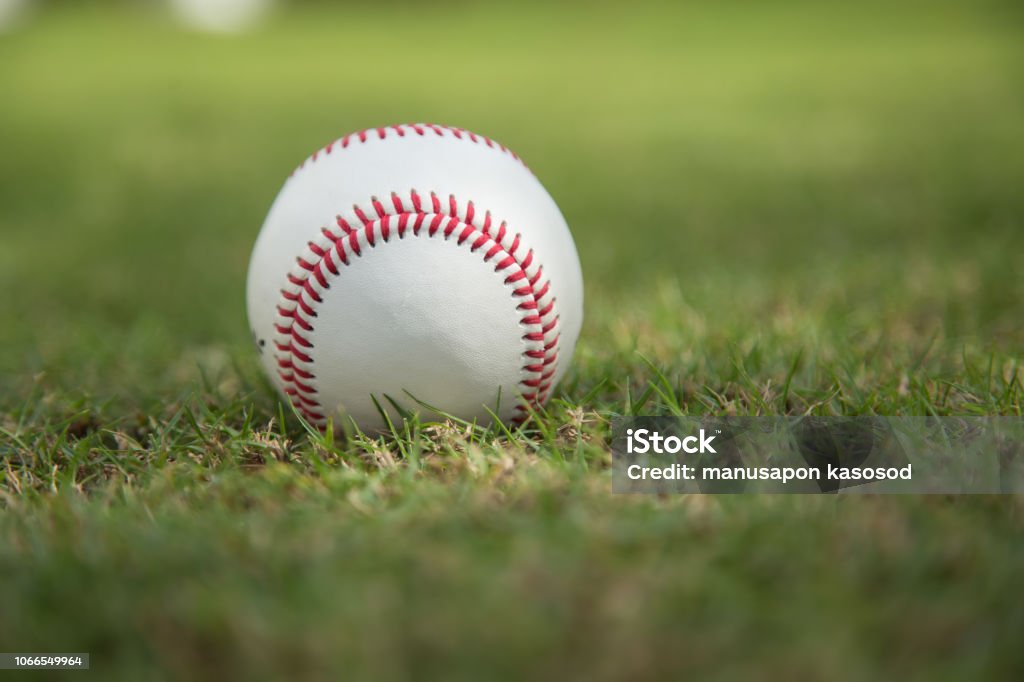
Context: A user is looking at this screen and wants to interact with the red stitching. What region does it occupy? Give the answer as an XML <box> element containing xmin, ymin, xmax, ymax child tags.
<box><xmin>292</xmin><ymin>123</ymin><xmax>525</xmax><ymax>175</ymax></box>
<box><xmin>272</xmin><ymin>191</ymin><xmax>560</xmax><ymax>426</ymax></box>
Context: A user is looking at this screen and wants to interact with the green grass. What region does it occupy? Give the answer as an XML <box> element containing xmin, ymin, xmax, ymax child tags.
<box><xmin>1</xmin><ymin>1</ymin><xmax>1024</xmax><ymax>679</ymax></box>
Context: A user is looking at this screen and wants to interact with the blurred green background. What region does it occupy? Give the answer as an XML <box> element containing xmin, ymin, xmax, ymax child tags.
<box><xmin>1</xmin><ymin>1</ymin><xmax>1023</xmax><ymax>680</ymax></box>
<box><xmin>2</xmin><ymin>0</ymin><xmax>1021</xmax><ymax>400</ymax></box>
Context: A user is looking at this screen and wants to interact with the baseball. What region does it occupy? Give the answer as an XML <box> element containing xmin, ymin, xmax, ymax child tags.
<box><xmin>246</xmin><ymin>124</ymin><xmax>584</xmax><ymax>431</ymax></box>
<box><xmin>169</xmin><ymin>0</ymin><xmax>274</xmax><ymax>33</ymax></box>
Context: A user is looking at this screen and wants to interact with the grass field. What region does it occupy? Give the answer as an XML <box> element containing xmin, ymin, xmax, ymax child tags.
<box><xmin>2</xmin><ymin>1</ymin><xmax>1024</xmax><ymax>679</ymax></box>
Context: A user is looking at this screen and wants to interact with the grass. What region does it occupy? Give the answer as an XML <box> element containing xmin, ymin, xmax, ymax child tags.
<box><xmin>1</xmin><ymin>1</ymin><xmax>1024</xmax><ymax>679</ymax></box>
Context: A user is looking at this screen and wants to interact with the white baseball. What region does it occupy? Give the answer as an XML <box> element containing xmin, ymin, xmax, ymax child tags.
<box><xmin>246</xmin><ymin>124</ymin><xmax>584</xmax><ymax>431</ymax></box>
<box><xmin>169</xmin><ymin>0</ymin><xmax>273</xmax><ymax>33</ymax></box>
